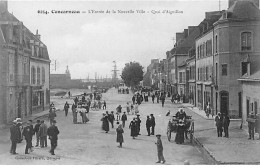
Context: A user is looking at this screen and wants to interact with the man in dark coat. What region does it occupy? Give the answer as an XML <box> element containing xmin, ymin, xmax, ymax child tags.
<box><xmin>39</xmin><ymin>120</ymin><xmax>48</xmax><ymax>147</ymax></box>
<box><xmin>108</xmin><ymin>111</ymin><xmax>115</xmax><ymax>128</ymax></box>
<box><xmin>146</xmin><ymin>115</ymin><xmax>151</xmax><ymax>136</ymax></box>
<box><xmin>22</xmin><ymin>121</ymin><xmax>35</xmax><ymax>154</ymax></box>
<box><xmin>150</xmin><ymin>114</ymin><xmax>156</xmax><ymax>135</ymax></box>
<box><xmin>34</xmin><ymin>120</ymin><xmax>41</xmax><ymax>147</ymax></box>
<box><xmin>121</xmin><ymin>112</ymin><xmax>127</xmax><ymax>128</ymax></box>
<box><xmin>223</xmin><ymin>114</ymin><xmax>230</xmax><ymax>138</ymax></box>
<box><xmin>255</xmin><ymin>114</ymin><xmax>260</xmax><ymax>140</ymax></box>
<box><xmin>64</xmin><ymin>102</ymin><xmax>70</xmax><ymax>117</ymax></box>
<box><xmin>10</xmin><ymin>120</ymin><xmax>20</xmax><ymax>154</ymax></box>
<box><xmin>161</xmin><ymin>94</ymin><xmax>165</xmax><ymax>107</ymax></box>
<box><xmin>152</xmin><ymin>93</ymin><xmax>155</xmax><ymax>103</ymax></box>
<box><xmin>132</xmin><ymin>96</ymin><xmax>136</xmax><ymax>104</ymax></box>
<box><xmin>247</xmin><ymin>113</ymin><xmax>256</xmax><ymax>140</ymax></box>
<box><xmin>129</xmin><ymin>118</ymin><xmax>138</xmax><ymax>139</ymax></box>
<box><xmin>116</xmin><ymin>124</ymin><xmax>124</xmax><ymax>148</ymax></box>
<box><xmin>47</xmin><ymin>120</ymin><xmax>60</xmax><ymax>155</ymax></box>
<box><xmin>215</xmin><ymin>112</ymin><xmax>223</xmax><ymax>137</ymax></box>
<box><xmin>156</xmin><ymin>94</ymin><xmax>160</xmax><ymax>103</ymax></box>
<box><xmin>175</xmin><ymin>120</ymin><xmax>185</xmax><ymax>144</ymax></box>
<box><xmin>102</xmin><ymin>114</ymin><xmax>110</xmax><ymax>133</ymax></box>
<box><xmin>155</xmin><ymin>134</ymin><xmax>166</xmax><ymax>164</ymax></box>
<box><xmin>136</xmin><ymin>115</ymin><xmax>141</xmax><ymax>135</ymax></box>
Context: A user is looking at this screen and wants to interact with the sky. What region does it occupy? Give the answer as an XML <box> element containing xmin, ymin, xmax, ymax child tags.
<box><xmin>8</xmin><ymin>0</ymin><xmax>228</xmax><ymax>79</ymax></box>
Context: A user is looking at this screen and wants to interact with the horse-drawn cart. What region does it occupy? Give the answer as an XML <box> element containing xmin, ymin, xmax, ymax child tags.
<box><xmin>166</xmin><ymin>116</ymin><xmax>194</xmax><ymax>143</ymax></box>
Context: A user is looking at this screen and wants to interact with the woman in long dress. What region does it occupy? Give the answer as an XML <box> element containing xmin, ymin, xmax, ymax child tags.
<box><xmin>101</xmin><ymin>114</ymin><xmax>109</xmax><ymax>133</ymax></box>
<box><xmin>129</xmin><ymin>118</ymin><xmax>138</xmax><ymax>139</ymax></box>
<box><xmin>116</xmin><ymin>124</ymin><xmax>124</xmax><ymax>148</ymax></box>
<box><xmin>72</xmin><ymin>104</ymin><xmax>77</xmax><ymax>124</ymax></box>
<box><xmin>175</xmin><ymin>120</ymin><xmax>185</xmax><ymax>144</ymax></box>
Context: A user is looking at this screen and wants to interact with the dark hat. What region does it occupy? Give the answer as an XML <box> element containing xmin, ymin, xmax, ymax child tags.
<box><xmin>123</xmin><ymin>112</ymin><xmax>126</xmax><ymax>113</ymax></box>
<box><xmin>150</xmin><ymin>114</ymin><xmax>153</xmax><ymax>116</ymax></box>
<box><xmin>29</xmin><ymin>120</ymin><xmax>33</xmax><ymax>122</ymax></box>
<box><xmin>156</xmin><ymin>134</ymin><xmax>161</xmax><ymax>137</ymax></box>
<box><xmin>111</xmin><ymin>111</ymin><xmax>114</xmax><ymax>113</ymax></box>
<box><xmin>52</xmin><ymin>120</ymin><xmax>57</xmax><ymax>123</ymax></box>
<box><xmin>37</xmin><ymin>120</ymin><xmax>40</xmax><ymax>122</ymax></box>
<box><xmin>137</xmin><ymin>114</ymin><xmax>140</xmax><ymax>116</ymax></box>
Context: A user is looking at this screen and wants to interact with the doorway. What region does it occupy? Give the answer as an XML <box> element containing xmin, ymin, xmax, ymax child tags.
<box><xmin>220</xmin><ymin>91</ymin><xmax>229</xmax><ymax>116</ymax></box>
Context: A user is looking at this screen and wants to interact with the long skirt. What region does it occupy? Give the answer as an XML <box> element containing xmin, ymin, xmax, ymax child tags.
<box><xmin>73</xmin><ymin>112</ymin><xmax>77</xmax><ymax>124</ymax></box>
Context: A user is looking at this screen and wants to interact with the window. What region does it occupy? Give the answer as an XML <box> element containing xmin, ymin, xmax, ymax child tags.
<box><xmin>241</xmin><ymin>32</ymin><xmax>252</xmax><ymax>51</ymax></box>
<box><xmin>206</xmin><ymin>39</ymin><xmax>212</xmax><ymax>56</ymax></box>
<box><xmin>241</xmin><ymin>62</ymin><xmax>249</xmax><ymax>76</ymax></box>
<box><xmin>31</xmin><ymin>66</ymin><xmax>36</xmax><ymax>84</ymax></box>
<box><xmin>206</xmin><ymin>66</ymin><xmax>209</xmax><ymax>80</ymax></box>
<box><xmin>37</xmin><ymin>67</ymin><xmax>40</xmax><ymax>85</ymax></box>
<box><xmin>42</xmin><ymin>67</ymin><xmax>45</xmax><ymax>84</ymax></box>
<box><xmin>216</xmin><ymin>63</ymin><xmax>218</xmax><ymax>84</ymax></box>
<box><xmin>222</xmin><ymin>64</ymin><xmax>227</xmax><ymax>76</ymax></box>
<box><xmin>215</xmin><ymin>35</ymin><xmax>218</xmax><ymax>53</ymax></box>
<box><xmin>198</xmin><ymin>68</ymin><xmax>200</xmax><ymax>80</ymax></box>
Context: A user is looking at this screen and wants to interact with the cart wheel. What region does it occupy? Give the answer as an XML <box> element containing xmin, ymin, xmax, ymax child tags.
<box><xmin>190</xmin><ymin>122</ymin><xmax>194</xmax><ymax>143</ymax></box>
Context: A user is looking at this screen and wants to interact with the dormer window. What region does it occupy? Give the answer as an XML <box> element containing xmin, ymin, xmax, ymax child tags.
<box><xmin>241</xmin><ymin>32</ymin><xmax>252</xmax><ymax>51</ymax></box>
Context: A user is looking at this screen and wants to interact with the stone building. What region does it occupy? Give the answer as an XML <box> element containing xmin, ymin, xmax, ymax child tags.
<box><xmin>0</xmin><ymin>1</ymin><xmax>50</xmax><ymax>124</ymax></box>
<box><xmin>213</xmin><ymin>0</ymin><xmax>260</xmax><ymax>118</ymax></box>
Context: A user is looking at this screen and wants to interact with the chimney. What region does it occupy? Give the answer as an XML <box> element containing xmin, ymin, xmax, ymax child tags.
<box><xmin>229</xmin><ymin>0</ymin><xmax>259</xmax><ymax>8</ymax></box>
<box><xmin>184</xmin><ymin>29</ymin><xmax>188</xmax><ymax>38</ymax></box>
<box><xmin>0</xmin><ymin>0</ymin><xmax>8</xmax><ymax>12</ymax></box>
<box><xmin>35</xmin><ymin>29</ymin><xmax>41</xmax><ymax>40</ymax></box>
<box><xmin>176</xmin><ymin>32</ymin><xmax>184</xmax><ymax>46</ymax></box>
<box><xmin>188</xmin><ymin>26</ymin><xmax>197</xmax><ymax>36</ymax></box>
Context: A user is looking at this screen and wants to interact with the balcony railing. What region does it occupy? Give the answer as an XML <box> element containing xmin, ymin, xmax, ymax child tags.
<box><xmin>15</xmin><ymin>74</ymin><xmax>30</xmax><ymax>85</ymax></box>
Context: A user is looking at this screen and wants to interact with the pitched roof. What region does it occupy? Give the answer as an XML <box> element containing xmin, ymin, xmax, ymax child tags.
<box><xmin>218</xmin><ymin>0</ymin><xmax>260</xmax><ymax>21</ymax></box>
<box><xmin>170</xmin><ymin>27</ymin><xmax>200</xmax><ymax>55</ymax></box>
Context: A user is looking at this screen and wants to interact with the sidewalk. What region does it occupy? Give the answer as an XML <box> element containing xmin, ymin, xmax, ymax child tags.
<box><xmin>181</xmin><ymin>102</ymin><xmax>260</xmax><ymax>164</ymax></box>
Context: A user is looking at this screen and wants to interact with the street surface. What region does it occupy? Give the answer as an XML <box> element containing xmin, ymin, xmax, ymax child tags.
<box><xmin>0</xmin><ymin>88</ymin><xmax>211</xmax><ymax>165</ymax></box>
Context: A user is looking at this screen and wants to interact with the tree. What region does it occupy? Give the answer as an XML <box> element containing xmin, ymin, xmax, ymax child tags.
<box><xmin>121</xmin><ymin>62</ymin><xmax>144</xmax><ymax>88</ymax></box>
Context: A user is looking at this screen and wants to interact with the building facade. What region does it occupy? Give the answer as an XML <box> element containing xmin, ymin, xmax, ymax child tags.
<box><xmin>213</xmin><ymin>0</ymin><xmax>260</xmax><ymax>118</ymax></box>
<box><xmin>0</xmin><ymin>1</ymin><xmax>50</xmax><ymax>124</ymax></box>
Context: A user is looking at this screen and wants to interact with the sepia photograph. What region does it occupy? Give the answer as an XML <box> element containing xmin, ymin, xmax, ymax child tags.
<box><xmin>0</xmin><ymin>0</ymin><xmax>260</xmax><ymax>165</ymax></box>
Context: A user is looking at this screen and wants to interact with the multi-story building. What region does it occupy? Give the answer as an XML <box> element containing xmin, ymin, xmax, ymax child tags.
<box><xmin>213</xmin><ymin>0</ymin><xmax>260</xmax><ymax>118</ymax></box>
<box><xmin>195</xmin><ymin>11</ymin><xmax>223</xmax><ymax>112</ymax></box>
<box><xmin>169</xmin><ymin>26</ymin><xmax>200</xmax><ymax>96</ymax></box>
<box><xmin>186</xmin><ymin>47</ymin><xmax>196</xmax><ymax>105</ymax></box>
<box><xmin>0</xmin><ymin>1</ymin><xmax>50</xmax><ymax>124</ymax></box>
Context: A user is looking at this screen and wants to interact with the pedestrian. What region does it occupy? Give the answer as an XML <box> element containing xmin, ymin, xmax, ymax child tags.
<box><xmin>255</xmin><ymin>113</ymin><xmax>260</xmax><ymax>140</ymax></box>
<box><xmin>39</xmin><ymin>120</ymin><xmax>48</xmax><ymax>148</ymax></box>
<box><xmin>103</xmin><ymin>100</ymin><xmax>107</xmax><ymax>110</ymax></box>
<box><xmin>146</xmin><ymin>115</ymin><xmax>151</xmax><ymax>136</ymax></box>
<box><xmin>136</xmin><ymin>115</ymin><xmax>141</xmax><ymax>135</ymax></box>
<box><xmin>152</xmin><ymin>93</ymin><xmax>155</xmax><ymax>103</ymax></box>
<box><xmin>16</xmin><ymin>118</ymin><xmax>23</xmax><ymax>143</ymax></box>
<box><xmin>49</xmin><ymin>108</ymin><xmax>56</xmax><ymax>125</ymax></box>
<box><xmin>132</xmin><ymin>95</ymin><xmax>136</xmax><ymax>105</ymax></box>
<box><xmin>129</xmin><ymin>118</ymin><xmax>138</xmax><ymax>139</ymax></box>
<box><xmin>47</xmin><ymin>120</ymin><xmax>60</xmax><ymax>155</ymax></box>
<box><xmin>150</xmin><ymin>114</ymin><xmax>156</xmax><ymax>135</ymax></box>
<box><xmin>101</xmin><ymin>113</ymin><xmax>110</xmax><ymax>133</ymax></box>
<box><xmin>247</xmin><ymin>112</ymin><xmax>256</xmax><ymax>140</ymax></box>
<box><xmin>131</xmin><ymin>104</ymin><xmax>134</xmax><ymax>115</ymax></box>
<box><xmin>68</xmin><ymin>91</ymin><xmax>71</xmax><ymax>98</ymax></box>
<box><xmin>72</xmin><ymin>103</ymin><xmax>77</xmax><ymax>124</ymax></box>
<box><xmin>126</xmin><ymin>102</ymin><xmax>130</xmax><ymax>115</ymax></box>
<box><xmin>116</xmin><ymin>105</ymin><xmax>122</xmax><ymax>113</ymax></box>
<box><xmin>34</xmin><ymin>120</ymin><xmax>41</xmax><ymax>147</ymax></box>
<box><xmin>176</xmin><ymin>108</ymin><xmax>187</xmax><ymax>120</ymax></box>
<box><xmin>156</xmin><ymin>94</ymin><xmax>160</xmax><ymax>103</ymax></box>
<box><xmin>161</xmin><ymin>94</ymin><xmax>165</xmax><ymax>107</ymax></box>
<box><xmin>22</xmin><ymin>121</ymin><xmax>34</xmax><ymax>154</ymax></box>
<box><xmin>155</xmin><ymin>134</ymin><xmax>166</xmax><ymax>164</ymax></box>
<box><xmin>121</xmin><ymin>112</ymin><xmax>127</xmax><ymax>128</ymax></box>
<box><xmin>108</xmin><ymin>111</ymin><xmax>115</xmax><ymax>128</ymax></box>
<box><xmin>215</xmin><ymin>112</ymin><xmax>223</xmax><ymax>137</ymax></box>
<box><xmin>175</xmin><ymin>120</ymin><xmax>185</xmax><ymax>144</ymax></box>
<box><xmin>116</xmin><ymin>124</ymin><xmax>124</xmax><ymax>148</ymax></box>
<box><xmin>64</xmin><ymin>101</ymin><xmax>70</xmax><ymax>117</ymax></box>
<box><xmin>10</xmin><ymin>119</ymin><xmax>20</xmax><ymax>155</ymax></box>
<box><xmin>223</xmin><ymin>114</ymin><xmax>230</xmax><ymax>138</ymax></box>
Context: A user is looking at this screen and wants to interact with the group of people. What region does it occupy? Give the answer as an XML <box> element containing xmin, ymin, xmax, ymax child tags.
<box><xmin>246</xmin><ymin>112</ymin><xmax>260</xmax><ymax>140</ymax></box>
<box><xmin>215</xmin><ymin>112</ymin><xmax>231</xmax><ymax>138</ymax></box>
<box><xmin>10</xmin><ymin>118</ymin><xmax>59</xmax><ymax>155</ymax></box>
<box><xmin>118</xmin><ymin>88</ymin><xmax>129</xmax><ymax>94</ymax></box>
